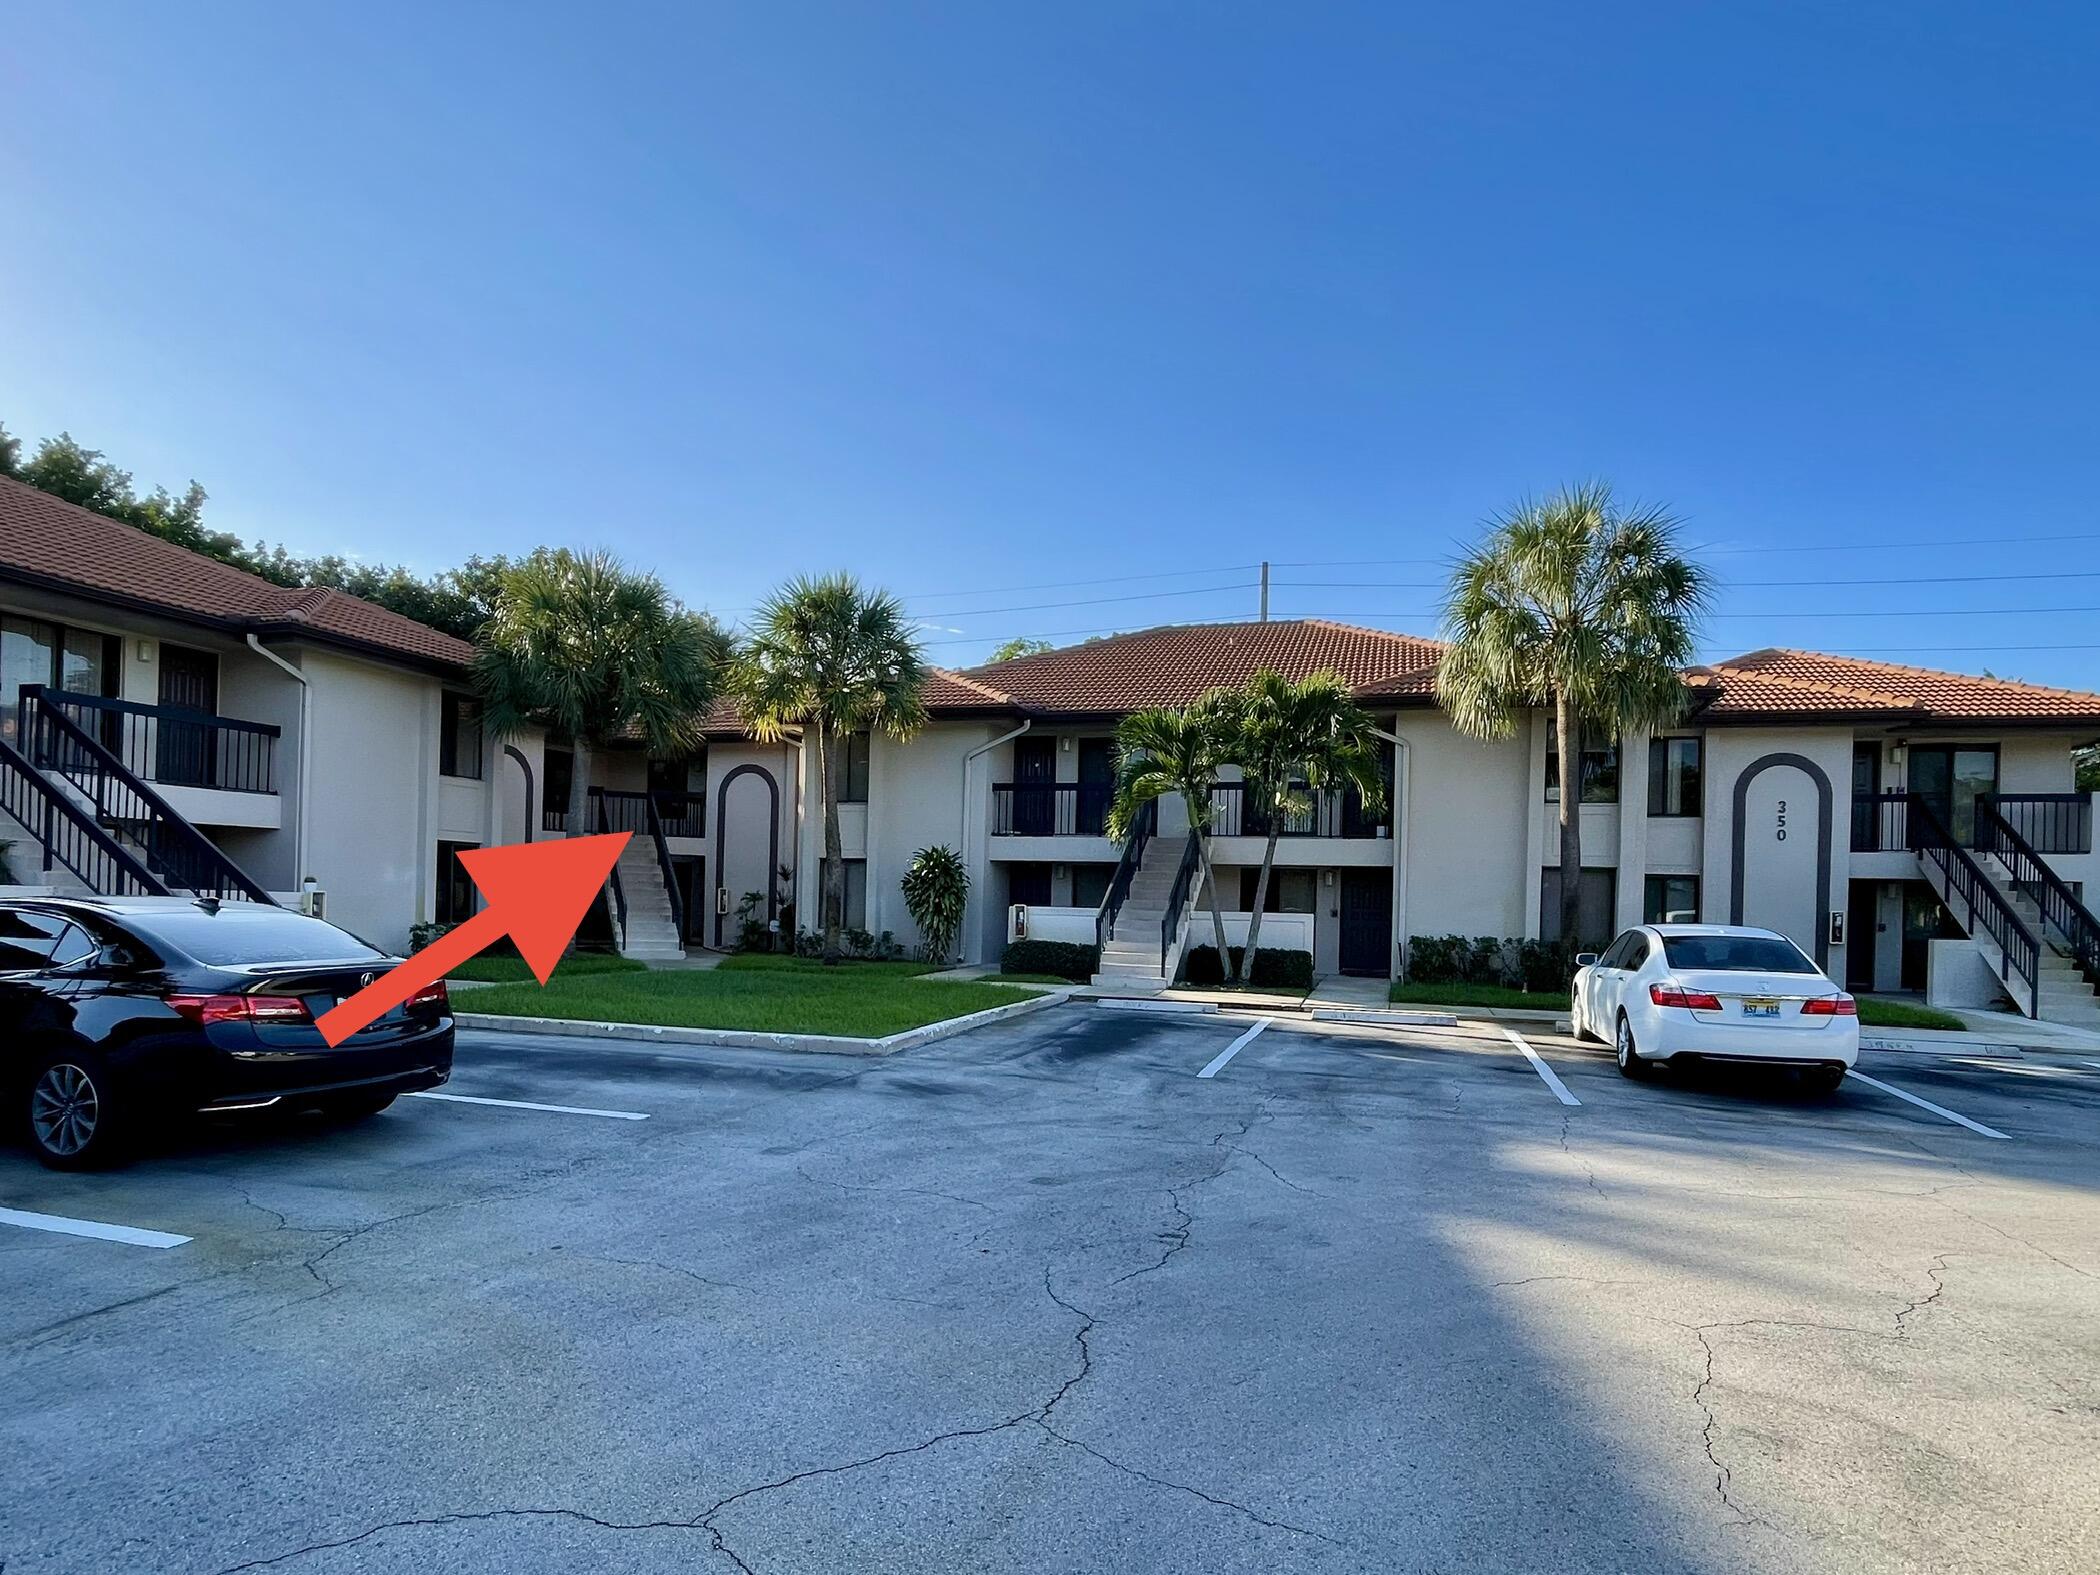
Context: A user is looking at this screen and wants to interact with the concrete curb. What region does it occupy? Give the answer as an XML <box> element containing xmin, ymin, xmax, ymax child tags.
<box><xmin>1311</xmin><ymin>1008</ymin><xmax>1460</xmax><ymax>1027</ymax></box>
<box><xmin>456</xmin><ymin>987</ymin><xmax>1073</xmax><ymax>1058</ymax></box>
<box><xmin>1097</xmin><ymin>997</ymin><xmax>1219</xmax><ymax>1015</ymax></box>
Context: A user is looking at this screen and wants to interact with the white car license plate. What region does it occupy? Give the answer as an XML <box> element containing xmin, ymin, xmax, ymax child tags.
<box><xmin>1741</xmin><ymin>997</ymin><xmax>1780</xmax><ymax>1019</ymax></box>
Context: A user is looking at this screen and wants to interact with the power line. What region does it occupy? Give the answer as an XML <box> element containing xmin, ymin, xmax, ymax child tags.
<box><xmin>900</xmin><ymin>564</ymin><xmax>1260</xmax><ymax>600</ymax></box>
<box><xmin>919</xmin><ymin>582</ymin><xmax>1262</xmax><ymax>619</ymax></box>
<box><xmin>1276</xmin><ymin>569</ymin><xmax>2100</xmax><ymax>591</ymax></box>
<box><xmin>1270</xmin><ymin>528</ymin><xmax>2100</xmax><ymax>569</ymax></box>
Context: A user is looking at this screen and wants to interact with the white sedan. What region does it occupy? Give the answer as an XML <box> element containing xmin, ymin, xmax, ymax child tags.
<box><xmin>1570</xmin><ymin>923</ymin><xmax>1859</xmax><ymax>1092</ymax></box>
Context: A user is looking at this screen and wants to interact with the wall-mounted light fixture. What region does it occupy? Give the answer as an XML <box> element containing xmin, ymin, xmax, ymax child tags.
<box><xmin>1053</xmin><ymin>863</ymin><xmax>1068</xmax><ymax>880</ymax></box>
<box><xmin>1322</xmin><ymin>869</ymin><xmax>1336</xmax><ymax>886</ymax></box>
<box><xmin>1888</xmin><ymin>739</ymin><xmax>1907</xmax><ymax>767</ymax></box>
<box><xmin>1060</xmin><ymin>736</ymin><xmax>1072</xmax><ymax>752</ymax></box>
<box><xmin>136</xmin><ymin>640</ymin><xmax>152</xmax><ymax>662</ymax></box>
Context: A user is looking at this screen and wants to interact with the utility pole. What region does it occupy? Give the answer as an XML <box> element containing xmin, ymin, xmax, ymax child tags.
<box><xmin>1258</xmin><ymin>561</ymin><xmax>1270</xmax><ymax>621</ymax></box>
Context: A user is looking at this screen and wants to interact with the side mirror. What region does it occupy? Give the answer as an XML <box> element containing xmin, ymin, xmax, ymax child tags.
<box><xmin>1574</xmin><ymin>953</ymin><xmax>1599</xmax><ymax>969</ymax></box>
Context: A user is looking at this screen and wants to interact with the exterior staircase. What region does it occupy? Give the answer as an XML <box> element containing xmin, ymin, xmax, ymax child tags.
<box><xmin>1910</xmin><ymin>791</ymin><xmax>2100</xmax><ymax>1026</ymax></box>
<box><xmin>611</xmin><ymin>833</ymin><xmax>686</xmax><ymax>961</ymax></box>
<box><xmin>1983</xmin><ymin>861</ymin><xmax>2100</xmax><ymax>1030</ymax></box>
<box><xmin>1090</xmin><ymin>834</ymin><xmax>1190</xmax><ymax>989</ymax></box>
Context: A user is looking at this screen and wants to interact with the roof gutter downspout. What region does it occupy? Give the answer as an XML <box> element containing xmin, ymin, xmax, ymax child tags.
<box><xmin>246</xmin><ymin>635</ymin><xmax>311</xmax><ymax>895</ymax></box>
<box><xmin>961</xmin><ymin>718</ymin><xmax>1032</xmax><ymax>964</ymax></box>
<box><xmin>1373</xmin><ymin>724</ymin><xmax>1411</xmax><ymax>979</ymax></box>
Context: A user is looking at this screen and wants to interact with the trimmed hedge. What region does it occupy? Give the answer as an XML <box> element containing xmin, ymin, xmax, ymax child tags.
<box><xmin>1001</xmin><ymin>939</ymin><xmax>1100</xmax><ymax>982</ymax></box>
<box><xmin>1405</xmin><ymin>934</ymin><xmax>1573</xmax><ymax>993</ymax></box>
<box><xmin>1182</xmin><ymin>945</ymin><xmax>1316</xmax><ymax>989</ymax></box>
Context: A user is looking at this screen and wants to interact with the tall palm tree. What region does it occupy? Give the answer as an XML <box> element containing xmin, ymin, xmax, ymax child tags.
<box><xmin>475</xmin><ymin>549</ymin><xmax>729</xmax><ymax>835</ymax></box>
<box><xmin>734</xmin><ymin>574</ymin><xmax>928</xmax><ymax>964</ymax></box>
<box><xmin>1221</xmin><ymin>670</ymin><xmax>1388</xmax><ymax>982</ymax></box>
<box><xmin>1106</xmin><ymin>698</ymin><xmax>1236</xmax><ymax>969</ymax></box>
<box><xmin>1437</xmin><ymin>483</ymin><xmax>1709</xmax><ymax>947</ymax></box>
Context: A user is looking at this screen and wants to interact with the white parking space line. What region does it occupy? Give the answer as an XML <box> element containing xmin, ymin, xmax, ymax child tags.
<box><xmin>0</xmin><ymin>1206</ymin><xmax>191</xmax><ymax>1249</ymax></box>
<box><xmin>2084</xmin><ymin>1061</ymin><xmax>2100</xmax><ymax>1072</ymax></box>
<box><xmin>405</xmin><ymin>1091</ymin><xmax>649</xmax><ymax>1121</ymax></box>
<box><xmin>1848</xmin><ymin>1071</ymin><xmax>2010</xmax><ymax>1140</ymax></box>
<box><xmin>1197</xmin><ymin>1017</ymin><xmax>1272</xmax><ymax>1079</ymax></box>
<box><xmin>1500</xmin><ymin>1028</ymin><xmax>1581</xmax><ymax>1107</ymax></box>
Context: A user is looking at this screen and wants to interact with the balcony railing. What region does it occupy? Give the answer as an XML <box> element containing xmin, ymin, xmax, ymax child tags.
<box><xmin>1208</xmin><ymin>781</ymin><xmax>1387</xmax><ymax>840</ymax></box>
<box><xmin>991</xmin><ymin>782</ymin><xmax>1113</xmax><ymax>837</ymax></box>
<box><xmin>545</xmin><ymin>786</ymin><xmax>705</xmax><ymax>838</ymax></box>
<box><xmin>1852</xmin><ymin>790</ymin><xmax>2091</xmax><ymax>855</ymax></box>
<box><xmin>20</xmin><ymin>686</ymin><xmax>279</xmax><ymax>795</ymax></box>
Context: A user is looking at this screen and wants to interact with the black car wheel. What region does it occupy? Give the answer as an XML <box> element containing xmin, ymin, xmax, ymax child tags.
<box><xmin>26</xmin><ymin>1051</ymin><xmax>126</xmax><ymax>1170</ymax></box>
<box><xmin>1801</xmin><ymin>1065</ymin><xmax>1847</xmax><ymax>1095</ymax></box>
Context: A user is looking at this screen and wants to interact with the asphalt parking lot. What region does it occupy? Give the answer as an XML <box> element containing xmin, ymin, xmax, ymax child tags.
<box><xmin>4</xmin><ymin>1005</ymin><xmax>2098</xmax><ymax>1574</ymax></box>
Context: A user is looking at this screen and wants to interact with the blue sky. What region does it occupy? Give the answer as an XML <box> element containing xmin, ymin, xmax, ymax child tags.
<box><xmin>4</xmin><ymin>2</ymin><xmax>2097</xmax><ymax>683</ymax></box>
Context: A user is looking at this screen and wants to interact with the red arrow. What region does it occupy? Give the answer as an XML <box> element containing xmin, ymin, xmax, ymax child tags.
<box><xmin>316</xmin><ymin>832</ymin><xmax>632</xmax><ymax>1047</ymax></box>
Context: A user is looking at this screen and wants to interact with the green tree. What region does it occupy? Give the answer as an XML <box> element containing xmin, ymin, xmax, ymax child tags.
<box><xmin>1106</xmin><ymin>699</ymin><xmax>1236</xmax><ymax>970</ymax></box>
<box><xmin>734</xmin><ymin>574</ymin><xmax>929</xmax><ymax>965</ymax></box>
<box><xmin>900</xmin><ymin>845</ymin><xmax>971</xmax><ymax>964</ymax></box>
<box><xmin>475</xmin><ymin>550</ymin><xmax>730</xmax><ymax>841</ymax></box>
<box><xmin>1217</xmin><ymin>670</ymin><xmax>1387</xmax><ymax>981</ymax></box>
<box><xmin>986</xmin><ymin>637</ymin><xmax>1053</xmax><ymax>663</ymax></box>
<box><xmin>2077</xmin><ymin>746</ymin><xmax>2099</xmax><ymax>794</ymax></box>
<box><xmin>1438</xmin><ymin>483</ymin><xmax>1709</xmax><ymax>947</ymax></box>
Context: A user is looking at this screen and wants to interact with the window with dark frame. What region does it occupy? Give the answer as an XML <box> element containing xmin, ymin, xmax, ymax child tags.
<box><xmin>1647</xmin><ymin>736</ymin><xmax>1702</xmax><ymax>817</ymax></box>
<box><xmin>841</xmin><ymin>731</ymin><xmax>871</xmax><ymax>803</ymax></box>
<box><xmin>819</xmin><ymin>858</ymin><xmax>869</xmax><ymax>928</ymax></box>
<box><xmin>1543</xmin><ymin>722</ymin><xmax>1619</xmax><ymax>804</ymax></box>
<box><xmin>435</xmin><ymin>841</ymin><xmax>479</xmax><ymax>926</ymax></box>
<box><xmin>439</xmin><ymin>692</ymin><xmax>484</xmax><ymax>779</ymax></box>
<box><xmin>1539</xmin><ymin>867</ymin><xmax>1618</xmax><ymax>947</ymax></box>
<box><xmin>1237</xmin><ymin>868</ymin><xmax>1318</xmax><ymax>913</ymax></box>
<box><xmin>1643</xmin><ymin>874</ymin><xmax>1700</xmax><ymax>924</ymax></box>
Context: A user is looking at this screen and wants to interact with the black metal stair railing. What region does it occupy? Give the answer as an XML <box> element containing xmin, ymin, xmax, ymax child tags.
<box><xmin>643</xmin><ymin>792</ymin><xmax>687</xmax><ymax>943</ymax></box>
<box><xmin>0</xmin><ymin>736</ymin><xmax>168</xmax><ymax>896</ymax></box>
<box><xmin>1095</xmin><ymin>798</ymin><xmax>1156</xmax><ymax>953</ymax></box>
<box><xmin>1907</xmin><ymin>793</ymin><xmax>2038</xmax><ymax>1016</ymax></box>
<box><xmin>18</xmin><ymin>692</ymin><xmax>274</xmax><ymax>903</ymax></box>
<box><xmin>1160</xmin><ymin>829</ymin><xmax>1202</xmax><ymax>974</ymax></box>
<box><xmin>1977</xmin><ymin>796</ymin><xmax>2100</xmax><ymax>985</ymax></box>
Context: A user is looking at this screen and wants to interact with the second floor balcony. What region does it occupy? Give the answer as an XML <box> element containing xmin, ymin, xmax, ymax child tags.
<box><xmin>988</xmin><ymin>778</ymin><xmax>1391</xmax><ymax>841</ymax></box>
<box><xmin>19</xmin><ymin>685</ymin><xmax>280</xmax><ymax>796</ymax></box>
<box><xmin>1852</xmin><ymin>790</ymin><xmax>2092</xmax><ymax>856</ymax></box>
<box><xmin>546</xmin><ymin>785</ymin><xmax>706</xmax><ymax>839</ymax></box>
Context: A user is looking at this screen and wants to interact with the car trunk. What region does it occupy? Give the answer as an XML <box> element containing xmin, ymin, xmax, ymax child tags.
<box><xmin>226</xmin><ymin>962</ymin><xmax>444</xmax><ymax>1048</ymax></box>
<box><xmin>1673</xmin><ymin>970</ymin><xmax>1839</xmax><ymax>1030</ymax></box>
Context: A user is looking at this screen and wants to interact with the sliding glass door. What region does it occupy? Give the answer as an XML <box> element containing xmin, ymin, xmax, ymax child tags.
<box><xmin>1908</xmin><ymin>745</ymin><xmax>1998</xmax><ymax>845</ymax></box>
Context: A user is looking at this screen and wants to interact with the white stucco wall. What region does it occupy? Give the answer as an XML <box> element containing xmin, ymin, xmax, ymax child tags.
<box><xmin>1394</xmin><ymin>712</ymin><xmax>1528</xmax><ymax>942</ymax></box>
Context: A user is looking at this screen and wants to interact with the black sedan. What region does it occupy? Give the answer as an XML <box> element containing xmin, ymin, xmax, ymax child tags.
<box><xmin>4</xmin><ymin>897</ymin><xmax>453</xmax><ymax>1169</ymax></box>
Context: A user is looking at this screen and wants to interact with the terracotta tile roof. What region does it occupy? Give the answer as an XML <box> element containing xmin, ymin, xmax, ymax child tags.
<box><xmin>1692</xmin><ymin>648</ymin><xmax>2100</xmax><ymax>726</ymax></box>
<box><xmin>0</xmin><ymin>474</ymin><xmax>476</xmax><ymax>671</ymax></box>
<box><xmin>963</xmin><ymin>619</ymin><xmax>1447</xmax><ymax>714</ymax></box>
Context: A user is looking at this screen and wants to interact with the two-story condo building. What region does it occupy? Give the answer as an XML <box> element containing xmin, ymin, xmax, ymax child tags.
<box><xmin>0</xmin><ymin>475</ymin><xmax>501</xmax><ymax>950</ymax></box>
<box><xmin>588</xmin><ymin>620</ymin><xmax>2098</xmax><ymax>1026</ymax></box>
<box><xmin>7</xmin><ymin>474</ymin><xmax>2095</xmax><ymax>1026</ymax></box>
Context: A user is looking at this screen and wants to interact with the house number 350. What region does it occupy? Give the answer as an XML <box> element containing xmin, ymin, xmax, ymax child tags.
<box><xmin>1775</xmin><ymin>798</ymin><xmax>1788</xmax><ymax>841</ymax></box>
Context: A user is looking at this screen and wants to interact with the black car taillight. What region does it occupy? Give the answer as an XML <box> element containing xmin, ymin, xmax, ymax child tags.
<box><xmin>407</xmin><ymin>981</ymin><xmax>448</xmax><ymax>1013</ymax></box>
<box><xmin>165</xmin><ymin>993</ymin><xmax>313</xmax><ymax>1025</ymax></box>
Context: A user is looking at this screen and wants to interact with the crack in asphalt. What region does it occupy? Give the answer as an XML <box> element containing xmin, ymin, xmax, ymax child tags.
<box><xmin>552</xmin><ymin>1247</ymin><xmax>757</xmax><ymax>1297</ymax></box>
<box><xmin>1689</xmin><ymin>1327</ymin><xmax>1760</xmax><ymax>1527</ymax></box>
<box><xmin>1034</xmin><ymin>1422</ymin><xmax>1338</xmax><ymax>1544</ymax></box>
<box><xmin>208</xmin><ymin>1506</ymin><xmax>716</xmax><ymax>1573</ymax></box>
<box><xmin>1893</xmin><ymin>1253</ymin><xmax>1955</xmax><ymax>1334</ymax></box>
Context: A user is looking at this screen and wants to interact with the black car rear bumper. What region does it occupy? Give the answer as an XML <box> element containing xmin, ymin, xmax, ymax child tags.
<box><xmin>193</xmin><ymin>1025</ymin><xmax>456</xmax><ymax>1109</ymax></box>
<box><xmin>195</xmin><ymin>1059</ymin><xmax>451</xmax><ymax>1111</ymax></box>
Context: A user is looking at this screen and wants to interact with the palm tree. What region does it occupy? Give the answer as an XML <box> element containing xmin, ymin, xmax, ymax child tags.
<box><xmin>734</xmin><ymin>574</ymin><xmax>928</xmax><ymax>964</ymax></box>
<box><xmin>1106</xmin><ymin>699</ymin><xmax>1236</xmax><ymax>969</ymax></box>
<box><xmin>1437</xmin><ymin>483</ymin><xmax>1709</xmax><ymax>948</ymax></box>
<box><xmin>1221</xmin><ymin>670</ymin><xmax>1388</xmax><ymax>982</ymax></box>
<box><xmin>476</xmin><ymin>549</ymin><xmax>729</xmax><ymax>835</ymax></box>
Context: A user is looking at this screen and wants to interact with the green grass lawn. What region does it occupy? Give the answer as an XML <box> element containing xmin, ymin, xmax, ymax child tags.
<box><xmin>716</xmin><ymin>953</ymin><xmax>940</xmax><ymax>977</ymax></box>
<box><xmin>445</xmin><ymin>952</ymin><xmax>646</xmax><ymax>984</ymax></box>
<box><xmin>1856</xmin><ymin>997</ymin><xmax>1967</xmax><ymax>1032</ymax></box>
<box><xmin>458</xmin><ymin>960</ymin><xmax>1033</xmax><ymax>1038</ymax></box>
<box><xmin>1387</xmin><ymin>981</ymin><xmax>1566</xmax><ymax>1011</ymax></box>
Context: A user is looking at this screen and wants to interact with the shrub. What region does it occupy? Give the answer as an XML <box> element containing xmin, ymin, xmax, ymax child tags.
<box><xmin>1001</xmin><ymin>939</ymin><xmax>1099</xmax><ymax>981</ymax></box>
<box><xmin>900</xmin><ymin>844</ymin><xmax>971</xmax><ymax>964</ymax></box>
<box><xmin>1405</xmin><ymin>934</ymin><xmax>1571</xmax><ymax>993</ymax></box>
<box><xmin>1181</xmin><ymin>945</ymin><xmax>1314</xmax><ymax>989</ymax></box>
